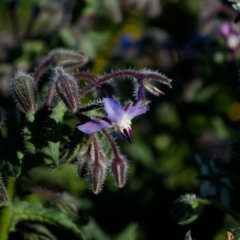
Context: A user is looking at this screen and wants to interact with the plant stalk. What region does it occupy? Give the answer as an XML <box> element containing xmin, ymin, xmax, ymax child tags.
<box><xmin>0</xmin><ymin>177</ymin><xmax>16</xmax><ymax>240</ymax></box>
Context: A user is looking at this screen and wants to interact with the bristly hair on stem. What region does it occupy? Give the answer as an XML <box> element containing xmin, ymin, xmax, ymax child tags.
<box><xmin>34</xmin><ymin>49</ymin><xmax>88</xmax><ymax>82</ymax></box>
<box><xmin>78</xmin><ymin>69</ymin><xmax>172</xmax><ymax>99</ymax></box>
<box><xmin>101</xmin><ymin>129</ymin><xmax>128</xmax><ymax>187</ymax></box>
<box><xmin>86</xmin><ymin>134</ymin><xmax>107</xmax><ymax>194</ymax></box>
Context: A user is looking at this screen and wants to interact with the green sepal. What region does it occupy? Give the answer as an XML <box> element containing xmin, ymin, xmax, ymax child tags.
<box><xmin>47</xmin><ymin>102</ymin><xmax>67</xmax><ymax>162</ymax></box>
<box><xmin>23</xmin><ymin>113</ymin><xmax>36</xmax><ymax>154</ymax></box>
<box><xmin>10</xmin><ymin>201</ymin><xmax>84</xmax><ymax>239</ymax></box>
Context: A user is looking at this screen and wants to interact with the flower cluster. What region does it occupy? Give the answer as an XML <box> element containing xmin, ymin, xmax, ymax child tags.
<box><xmin>10</xmin><ymin>49</ymin><xmax>172</xmax><ymax>194</ymax></box>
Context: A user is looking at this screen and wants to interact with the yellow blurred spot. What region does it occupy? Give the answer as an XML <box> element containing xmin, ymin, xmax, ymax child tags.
<box><xmin>93</xmin><ymin>55</ymin><xmax>108</xmax><ymax>74</ymax></box>
<box><xmin>228</xmin><ymin>102</ymin><xmax>240</xmax><ymax>121</ymax></box>
<box><xmin>121</xmin><ymin>23</ymin><xmax>142</xmax><ymax>40</ymax></box>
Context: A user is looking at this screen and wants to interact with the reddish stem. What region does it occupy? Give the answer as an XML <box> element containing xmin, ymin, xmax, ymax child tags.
<box><xmin>101</xmin><ymin>129</ymin><xmax>119</xmax><ymax>157</ymax></box>
<box><xmin>78</xmin><ymin>70</ymin><xmax>171</xmax><ymax>99</ymax></box>
<box><xmin>40</xmin><ymin>81</ymin><xmax>55</xmax><ymax>109</ymax></box>
<box><xmin>210</xmin><ymin>5</ymin><xmax>237</xmax><ymax>20</ymax></box>
<box><xmin>91</xmin><ymin>134</ymin><xmax>99</xmax><ymax>163</ymax></box>
<box><xmin>74</xmin><ymin>73</ymin><xmax>98</xmax><ymax>82</ymax></box>
<box><xmin>34</xmin><ymin>59</ymin><xmax>51</xmax><ymax>83</ymax></box>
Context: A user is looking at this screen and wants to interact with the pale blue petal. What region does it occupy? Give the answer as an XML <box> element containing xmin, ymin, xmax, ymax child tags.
<box><xmin>125</xmin><ymin>86</ymin><xmax>144</xmax><ymax>119</ymax></box>
<box><xmin>77</xmin><ymin>120</ymin><xmax>112</xmax><ymax>134</ymax></box>
<box><xmin>103</xmin><ymin>97</ymin><xmax>124</xmax><ymax>122</ymax></box>
<box><xmin>131</xmin><ymin>107</ymin><xmax>148</xmax><ymax>118</ymax></box>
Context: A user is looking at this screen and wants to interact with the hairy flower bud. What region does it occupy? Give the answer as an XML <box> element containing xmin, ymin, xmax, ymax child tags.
<box><xmin>88</xmin><ymin>135</ymin><xmax>107</xmax><ymax>194</ymax></box>
<box><xmin>111</xmin><ymin>154</ymin><xmax>128</xmax><ymax>187</ymax></box>
<box><xmin>89</xmin><ymin>159</ymin><xmax>106</xmax><ymax>194</ymax></box>
<box><xmin>48</xmin><ymin>49</ymin><xmax>88</xmax><ymax>69</ymax></box>
<box><xmin>171</xmin><ymin>194</ymin><xmax>204</xmax><ymax>226</ymax></box>
<box><xmin>11</xmin><ymin>71</ymin><xmax>37</xmax><ymax>113</ymax></box>
<box><xmin>54</xmin><ymin>67</ymin><xmax>79</xmax><ymax>112</ymax></box>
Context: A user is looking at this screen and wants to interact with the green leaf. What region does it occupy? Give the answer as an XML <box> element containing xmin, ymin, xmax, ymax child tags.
<box><xmin>114</xmin><ymin>223</ymin><xmax>138</xmax><ymax>240</ymax></box>
<box><xmin>0</xmin><ymin>201</ymin><xmax>11</xmax><ymax>208</ymax></box>
<box><xmin>47</xmin><ymin>102</ymin><xmax>67</xmax><ymax>162</ymax></box>
<box><xmin>10</xmin><ymin>201</ymin><xmax>84</xmax><ymax>239</ymax></box>
<box><xmin>0</xmin><ymin>138</ymin><xmax>21</xmax><ymax>177</ymax></box>
<box><xmin>16</xmin><ymin>223</ymin><xmax>57</xmax><ymax>240</ymax></box>
<box><xmin>61</xmin><ymin>127</ymin><xmax>84</xmax><ymax>163</ymax></box>
<box><xmin>23</xmin><ymin>113</ymin><xmax>36</xmax><ymax>154</ymax></box>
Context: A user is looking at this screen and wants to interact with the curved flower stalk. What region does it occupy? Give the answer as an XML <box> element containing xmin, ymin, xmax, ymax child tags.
<box><xmin>77</xmin><ymin>86</ymin><xmax>148</xmax><ymax>143</ymax></box>
<box><xmin>78</xmin><ymin>70</ymin><xmax>172</xmax><ymax>99</ymax></box>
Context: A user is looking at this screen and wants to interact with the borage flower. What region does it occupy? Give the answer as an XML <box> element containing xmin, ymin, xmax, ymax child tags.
<box><xmin>216</xmin><ymin>21</ymin><xmax>240</xmax><ymax>51</ymax></box>
<box><xmin>77</xmin><ymin>86</ymin><xmax>148</xmax><ymax>143</ymax></box>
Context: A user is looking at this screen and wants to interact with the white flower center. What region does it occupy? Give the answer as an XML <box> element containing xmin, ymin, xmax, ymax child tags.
<box><xmin>113</xmin><ymin>114</ymin><xmax>131</xmax><ymax>132</ymax></box>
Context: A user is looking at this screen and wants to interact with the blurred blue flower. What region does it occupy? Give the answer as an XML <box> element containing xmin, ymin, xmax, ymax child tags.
<box><xmin>77</xmin><ymin>86</ymin><xmax>148</xmax><ymax>143</ymax></box>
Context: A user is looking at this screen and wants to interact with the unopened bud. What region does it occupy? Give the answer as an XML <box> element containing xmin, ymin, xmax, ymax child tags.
<box><xmin>171</xmin><ymin>194</ymin><xmax>203</xmax><ymax>226</ymax></box>
<box><xmin>54</xmin><ymin>67</ymin><xmax>79</xmax><ymax>112</ymax></box>
<box><xmin>111</xmin><ymin>155</ymin><xmax>128</xmax><ymax>187</ymax></box>
<box><xmin>48</xmin><ymin>49</ymin><xmax>88</xmax><ymax>69</ymax></box>
<box><xmin>89</xmin><ymin>159</ymin><xmax>106</xmax><ymax>194</ymax></box>
<box><xmin>88</xmin><ymin>134</ymin><xmax>107</xmax><ymax>194</ymax></box>
<box><xmin>11</xmin><ymin>72</ymin><xmax>37</xmax><ymax>113</ymax></box>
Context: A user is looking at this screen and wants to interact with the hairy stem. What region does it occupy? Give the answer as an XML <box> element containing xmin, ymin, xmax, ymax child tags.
<box><xmin>101</xmin><ymin>129</ymin><xmax>119</xmax><ymax>157</ymax></box>
<box><xmin>0</xmin><ymin>177</ymin><xmax>16</xmax><ymax>240</ymax></box>
<box><xmin>74</xmin><ymin>72</ymin><xmax>98</xmax><ymax>82</ymax></box>
<box><xmin>198</xmin><ymin>198</ymin><xmax>240</xmax><ymax>221</ymax></box>
<box><xmin>34</xmin><ymin>59</ymin><xmax>51</xmax><ymax>83</ymax></box>
<box><xmin>78</xmin><ymin>70</ymin><xmax>171</xmax><ymax>98</ymax></box>
<box><xmin>40</xmin><ymin>81</ymin><xmax>55</xmax><ymax>110</ymax></box>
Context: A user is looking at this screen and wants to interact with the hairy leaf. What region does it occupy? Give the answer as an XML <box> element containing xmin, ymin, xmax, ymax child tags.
<box><xmin>10</xmin><ymin>201</ymin><xmax>84</xmax><ymax>239</ymax></box>
<box><xmin>47</xmin><ymin>102</ymin><xmax>67</xmax><ymax>162</ymax></box>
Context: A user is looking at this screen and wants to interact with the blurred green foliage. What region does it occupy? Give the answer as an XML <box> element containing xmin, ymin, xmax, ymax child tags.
<box><xmin>1</xmin><ymin>0</ymin><xmax>240</xmax><ymax>239</ymax></box>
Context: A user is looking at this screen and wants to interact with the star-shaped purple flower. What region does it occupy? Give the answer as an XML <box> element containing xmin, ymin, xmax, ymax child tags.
<box><xmin>77</xmin><ymin>86</ymin><xmax>148</xmax><ymax>143</ymax></box>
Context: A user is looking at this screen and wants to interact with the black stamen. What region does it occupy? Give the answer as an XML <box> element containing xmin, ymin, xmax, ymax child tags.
<box><xmin>124</xmin><ymin>129</ymin><xmax>132</xmax><ymax>143</ymax></box>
